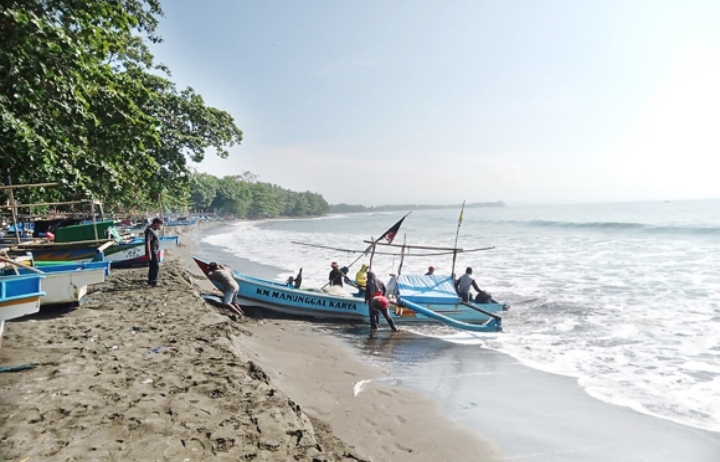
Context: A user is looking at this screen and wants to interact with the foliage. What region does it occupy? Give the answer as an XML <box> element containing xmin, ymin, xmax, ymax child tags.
<box><xmin>190</xmin><ymin>173</ymin><xmax>329</xmax><ymax>219</ymax></box>
<box><xmin>0</xmin><ymin>0</ymin><xmax>242</xmax><ymax>208</ymax></box>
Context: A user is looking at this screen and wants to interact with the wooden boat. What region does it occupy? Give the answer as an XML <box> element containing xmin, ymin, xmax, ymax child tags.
<box><xmin>6</xmin><ymin>220</ymin><xmax>179</xmax><ymax>267</ymax></box>
<box><xmin>106</xmin><ymin>236</ymin><xmax>179</xmax><ymax>268</ymax></box>
<box><xmin>192</xmin><ymin>257</ymin><xmax>502</xmax><ymax>332</ymax></box>
<box><xmin>2</xmin><ymin>262</ymin><xmax>109</xmax><ymax>306</ymax></box>
<box><xmin>0</xmin><ymin>274</ymin><xmax>45</xmax><ymax>345</ymax></box>
<box><xmin>164</xmin><ymin>217</ymin><xmax>198</xmax><ymax>227</ymax></box>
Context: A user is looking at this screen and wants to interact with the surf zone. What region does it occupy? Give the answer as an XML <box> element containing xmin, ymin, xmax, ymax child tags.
<box><xmin>255</xmin><ymin>288</ymin><xmax>358</xmax><ymax>311</ymax></box>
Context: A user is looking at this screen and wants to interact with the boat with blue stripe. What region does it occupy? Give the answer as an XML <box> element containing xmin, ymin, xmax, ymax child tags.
<box><xmin>193</xmin><ymin>258</ymin><xmax>502</xmax><ymax>332</ymax></box>
<box><xmin>1</xmin><ymin>274</ymin><xmax>46</xmax><ymax>344</ymax></box>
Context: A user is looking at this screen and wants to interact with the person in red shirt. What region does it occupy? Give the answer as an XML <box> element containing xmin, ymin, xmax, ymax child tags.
<box><xmin>369</xmin><ymin>294</ymin><xmax>398</xmax><ymax>333</ymax></box>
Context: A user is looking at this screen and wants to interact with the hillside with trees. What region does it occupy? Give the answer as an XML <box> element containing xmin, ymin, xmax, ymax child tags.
<box><xmin>190</xmin><ymin>173</ymin><xmax>329</xmax><ymax>218</ymax></box>
<box><xmin>329</xmin><ymin>202</ymin><xmax>505</xmax><ymax>213</ymax></box>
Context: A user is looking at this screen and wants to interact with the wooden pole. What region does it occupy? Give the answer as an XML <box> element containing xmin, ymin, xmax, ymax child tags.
<box><xmin>6</xmin><ymin>175</ymin><xmax>21</xmax><ymax>245</ymax></box>
<box><xmin>450</xmin><ymin>200</ymin><xmax>465</xmax><ymax>279</ymax></box>
<box><xmin>158</xmin><ymin>193</ymin><xmax>165</xmax><ymax>236</ymax></box>
<box><xmin>397</xmin><ymin>234</ymin><xmax>406</xmax><ymax>275</ymax></box>
<box><xmin>0</xmin><ymin>182</ymin><xmax>59</xmax><ymax>190</ymax></box>
<box><xmin>0</xmin><ymin>256</ymin><xmax>45</xmax><ymax>274</ymax></box>
<box><xmin>368</xmin><ymin>237</ymin><xmax>377</xmax><ymax>271</ymax></box>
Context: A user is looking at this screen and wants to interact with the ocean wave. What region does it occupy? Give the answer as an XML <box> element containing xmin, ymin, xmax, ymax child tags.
<box><xmin>487</xmin><ymin>219</ymin><xmax>720</xmax><ymax>235</ymax></box>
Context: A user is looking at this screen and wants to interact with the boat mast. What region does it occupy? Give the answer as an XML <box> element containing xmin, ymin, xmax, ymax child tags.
<box><xmin>450</xmin><ymin>200</ymin><xmax>465</xmax><ymax>279</ymax></box>
<box><xmin>397</xmin><ymin>234</ymin><xmax>406</xmax><ymax>275</ymax></box>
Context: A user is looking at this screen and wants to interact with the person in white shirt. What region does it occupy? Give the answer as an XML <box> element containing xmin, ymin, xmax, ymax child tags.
<box><xmin>455</xmin><ymin>267</ymin><xmax>483</xmax><ymax>302</ymax></box>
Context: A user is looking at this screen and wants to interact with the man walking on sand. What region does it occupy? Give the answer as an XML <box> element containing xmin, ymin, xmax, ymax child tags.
<box><xmin>208</xmin><ymin>262</ymin><xmax>244</xmax><ymax>317</ymax></box>
<box><xmin>145</xmin><ymin>218</ymin><xmax>163</xmax><ymax>287</ymax></box>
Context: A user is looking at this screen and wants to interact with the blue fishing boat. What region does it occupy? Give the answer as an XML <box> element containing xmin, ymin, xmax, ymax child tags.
<box><xmin>0</xmin><ymin>274</ymin><xmax>46</xmax><ymax>344</ymax></box>
<box><xmin>105</xmin><ymin>236</ymin><xmax>179</xmax><ymax>268</ymax></box>
<box><xmin>193</xmin><ymin>258</ymin><xmax>502</xmax><ymax>332</ymax></box>
<box><xmin>164</xmin><ymin>217</ymin><xmax>198</xmax><ymax>227</ymax></box>
<box><xmin>3</xmin><ymin>261</ymin><xmax>110</xmax><ymax>306</ymax></box>
<box><xmin>7</xmin><ymin>241</ymin><xmax>109</xmax><ymax>263</ymax></box>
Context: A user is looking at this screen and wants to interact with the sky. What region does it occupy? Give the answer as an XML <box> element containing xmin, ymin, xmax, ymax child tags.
<box><xmin>150</xmin><ymin>0</ymin><xmax>720</xmax><ymax>206</ymax></box>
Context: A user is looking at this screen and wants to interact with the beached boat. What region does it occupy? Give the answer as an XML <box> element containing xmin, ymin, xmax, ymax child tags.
<box><xmin>164</xmin><ymin>217</ymin><xmax>198</xmax><ymax>227</ymax></box>
<box><xmin>7</xmin><ymin>240</ymin><xmax>111</xmax><ymax>263</ymax></box>
<box><xmin>106</xmin><ymin>236</ymin><xmax>179</xmax><ymax>268</ymax></box>
<box><xmin>0</xmin><ymin>274</ymin><xmax>45</xmax><ymax>345</ymax></box>
<box><xmin>192</xmin><ymin>258</ymin><xmax>502</xmax><ymax>331</ymax></box>
<box><xmin>2</xmin><ymin>262</ymin><xmax>109</xmax><ymax>306</ymax></box>
<box><xmin>7</xmin><ymin>220</ymin><xmax>179</xmax><ymax>267</ymax></box>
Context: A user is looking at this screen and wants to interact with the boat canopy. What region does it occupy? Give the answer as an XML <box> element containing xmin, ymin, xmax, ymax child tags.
<box><xmin>389</xmin><ymin>274</ymin><xmax>460</xmax><ymax>304</ymax></box>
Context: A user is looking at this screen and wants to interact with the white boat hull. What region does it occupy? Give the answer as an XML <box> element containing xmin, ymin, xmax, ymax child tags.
<box><xmin>39</xmin><ymin>268</ymin><xmax>105</xmax><ymax>305</ymax></box>
<box><xmin>0</xmin><ymin>295</ymin><xmax>43</xmax><ymax>322</ymax></box>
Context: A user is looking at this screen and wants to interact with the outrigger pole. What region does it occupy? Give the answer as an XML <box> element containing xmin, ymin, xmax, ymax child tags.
<box><xmin>450</xmin><ymin>200</ymin><xmax>465</xmax><ymax>279</ymax></box>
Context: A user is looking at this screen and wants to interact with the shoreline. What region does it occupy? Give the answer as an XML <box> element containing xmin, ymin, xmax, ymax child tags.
<box><xmin>185</xmin><ymin>221</ymin><xmax>504</xmax><ymax>461</ymax></box>
<box><xmin>0</xmin><ymin>222</ymin><xmax>501</xmax><ymax>462</ymax></box>
<box><xmin>193</xmin><ymin>220</ymin><xmax>720</xmax><ymax>461</ymax></box>
<box><xmin>2</xmin><ymin>220</ymin><xmax>718</xmax><ymax>461</ymax></box>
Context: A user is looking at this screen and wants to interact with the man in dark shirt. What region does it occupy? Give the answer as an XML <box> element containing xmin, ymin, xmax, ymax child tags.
<box><xmin>144</xmin><ymin>218</ymin><xmax>163</xmax><ymax>286</ymax></box>
<box><xmin>328</xmin><ymin>261</ymin><xmax>344</xmax><ymax>287</ymax></box>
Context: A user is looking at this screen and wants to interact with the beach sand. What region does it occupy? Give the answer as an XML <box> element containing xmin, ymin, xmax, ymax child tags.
<box><xmin>186</xmin><ymin>223</ymin><xmax>720</xmax><ymax>462</ymax></box>
<box><xmin>4</xmin><ymin>222</ymin><xmax>716</xmax><ymax>461</ymax></box>
<box><xmin>0</xmin><ymin>223</ymin><xmax>500</xmax><ymax>461</ymax></box>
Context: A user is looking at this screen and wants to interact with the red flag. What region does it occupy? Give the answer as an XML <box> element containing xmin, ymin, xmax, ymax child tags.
<box><xmin>377</xmin><ymin>213</ymin><xmax>409</xmax><ymax>244</ymax></box>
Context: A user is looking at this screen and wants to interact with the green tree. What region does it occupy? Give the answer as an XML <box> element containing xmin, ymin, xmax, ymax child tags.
<box><xmin>0</xmin><ymin>0</ymin><xmax>242</xmax><ymax>207</ymax></box>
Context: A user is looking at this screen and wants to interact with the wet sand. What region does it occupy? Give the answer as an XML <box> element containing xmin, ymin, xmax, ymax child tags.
<box><xmin>192</xmin><ymin>221</ymin><xmax>720</xmax><ymax>462</ymax></box>
<box><xmin>0</xmin><ymin>223</ymin><xmax>500</xmax><ymax>461</ymax></box>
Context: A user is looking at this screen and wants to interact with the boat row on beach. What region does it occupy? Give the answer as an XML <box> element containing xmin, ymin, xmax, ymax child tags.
<box><xmin>2</xmin><ymin>185</ymin><xmax>505</xmax><ymax>346</ymax></box>
<box><xmin>0</xmin><ymin>213</ymin><xmax>195</xmax><ymax>347</ymax></box>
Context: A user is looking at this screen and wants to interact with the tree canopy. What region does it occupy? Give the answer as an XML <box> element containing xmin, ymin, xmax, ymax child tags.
<box><xmin>0</xmin><ymin>0</ymin><xmax>243</xmax><ymax>208</ymax></box>
<box><xmin>189</xmin><ymin>173</ymin><xmax>329</xmax><ymax>219</ymax></box>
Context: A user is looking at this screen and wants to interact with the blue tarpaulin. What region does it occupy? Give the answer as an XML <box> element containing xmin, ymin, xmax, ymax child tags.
<box><xmin>391</xmin><ymin>274</ymin><xmax>460</xmax><ymax>304</ymax></box>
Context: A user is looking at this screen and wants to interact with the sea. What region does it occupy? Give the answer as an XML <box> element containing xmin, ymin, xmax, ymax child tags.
<box><xmin>200</xmin><ymin>199</ymin><xmax>720</xmax><ymax>439</ymax></box>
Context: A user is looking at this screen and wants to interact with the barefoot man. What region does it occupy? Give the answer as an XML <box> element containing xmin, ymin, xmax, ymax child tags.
<box><xmin>208</xmin><ymin>262</ymin><xmax>244</xmax><ymax>317</ymax></box>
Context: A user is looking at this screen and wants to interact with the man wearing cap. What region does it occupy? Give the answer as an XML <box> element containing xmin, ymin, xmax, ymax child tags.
<box><xmin>144</xmin><ymin>217</ymin><xmax>163</xmax><ymax>287</ymax></box>
<box><xmin>208</xmin><ymin>262</ymin><xmax>244</xmax><ymax>317</ymax></box>
<box><xmin>369</xmin><ymin>294</ymin><xmax>398</xmax><ymax>333</ymax></box>
<box><xmin>425</xmin><ymin>266</ymin><xmax>435</xmax><ymax>276</ymax></box>
<box><xmin>328</xmin><ymin>261</ymin><xmax>344</xmax><ymax>287</ymax></box>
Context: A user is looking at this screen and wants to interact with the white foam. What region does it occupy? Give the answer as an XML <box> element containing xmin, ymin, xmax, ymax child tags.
<box><xmin>200</xmin><ymin>210</ymin><xmax>720</xmax><ymax>433</ymax></box>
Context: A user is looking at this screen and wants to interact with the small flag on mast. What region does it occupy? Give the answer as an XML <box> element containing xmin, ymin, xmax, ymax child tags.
<box><xmin>458</xmin><ymin>201</ymin><xmax>465</xmax><ymax>225</ymax></box>
<box><xmin>377</xmin><ymin>213</ymin><xmax>410</xmax><ymax>244</ymax></box>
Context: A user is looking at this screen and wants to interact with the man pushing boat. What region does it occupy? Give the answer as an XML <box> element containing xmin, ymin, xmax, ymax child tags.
<box><xmin>207</xmin><ymin>262</ymin><xmax>244</xmax><ymax>318</ymax></box>
<box><xmin>365</xmin><ymin>271</ymin><xmax>398</xmax><ymax>333</ymax></box>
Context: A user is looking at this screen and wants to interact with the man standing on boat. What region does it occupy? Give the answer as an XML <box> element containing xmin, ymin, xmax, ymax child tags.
<box><xmin>328</xmin><ymin>261</ymin><xmax>344</xmax><ymax>287</ymax></box>
<box><xmin>144</xmin><ymin>218</ymin><xmax>163</xmax><ymax>287</ymax></box>
<box><xmin>207</xmin><ymin>262</ymin><xmax>244</xmax><ymax>317</ymax></box>
<box><xmin>455</xmin><ymin>267</ymin><xmax>484</xmax><ymax>302</ymax></box>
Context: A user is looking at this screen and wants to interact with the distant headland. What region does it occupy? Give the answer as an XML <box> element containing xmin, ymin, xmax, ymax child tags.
<box><xmin>329</xmin><ymin>202</ymin><xmax>505</xmax><ymax>213</ymax></box>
